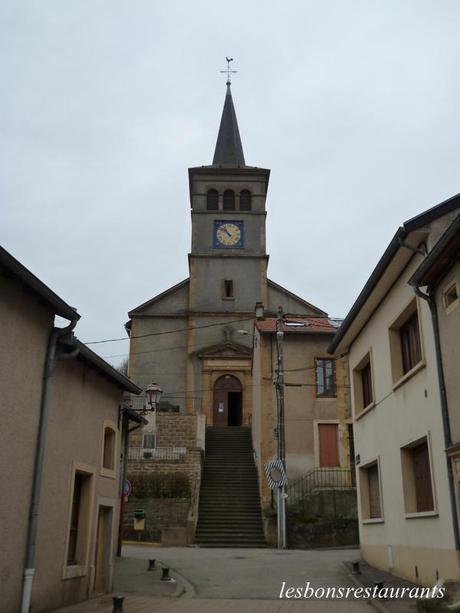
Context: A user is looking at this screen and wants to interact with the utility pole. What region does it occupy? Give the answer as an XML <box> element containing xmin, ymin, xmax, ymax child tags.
<box><xmin>275</xmin><ymin>306</ymin><xmax>287</xmax><ymax>549</ymax></box>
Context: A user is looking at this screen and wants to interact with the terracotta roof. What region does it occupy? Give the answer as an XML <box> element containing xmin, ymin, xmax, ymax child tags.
<box><xmin>256</xmin><ymin>316</ymin><xmax>339</xmax><ymax>334</ymax></box>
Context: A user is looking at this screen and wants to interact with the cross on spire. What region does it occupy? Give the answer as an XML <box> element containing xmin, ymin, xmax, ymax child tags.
<box><xmin>220</xmin><ymin>57</ymin><xmax>237</xmax><ymax>85</ymax></box>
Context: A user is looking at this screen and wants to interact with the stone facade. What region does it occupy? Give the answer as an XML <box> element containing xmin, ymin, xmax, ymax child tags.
<box><xmin>126</xmin><ymin>414</ymin><xmax>203</xmax><ymax>542</ymax></box>
<box><xmin>252</xmin><ymin>316</ymin><xmax>353</xmax><ymax>508</ymax></box>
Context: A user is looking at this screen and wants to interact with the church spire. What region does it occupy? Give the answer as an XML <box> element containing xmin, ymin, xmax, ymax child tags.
<box><xmin>212</xmin><ymin>81</ymin><xmax>246</xmax><ymax>167</ymax></box>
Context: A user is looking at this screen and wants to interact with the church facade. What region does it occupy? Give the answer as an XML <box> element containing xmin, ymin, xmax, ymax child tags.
<box><xmin>127</xmin><ymin>82</ymin><xmax>328</xmax><ymax>427</ymax></box>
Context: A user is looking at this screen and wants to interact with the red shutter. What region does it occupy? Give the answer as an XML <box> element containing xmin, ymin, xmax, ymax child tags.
<box><xmin>318</xmin><ymin>424</ymin><xmax>339</xmax><ymax>467</ymax></box>
<box><xmin>412</xmin><ymin>442</ymin><xmax>434</xmax><ymax>512</ymax></box>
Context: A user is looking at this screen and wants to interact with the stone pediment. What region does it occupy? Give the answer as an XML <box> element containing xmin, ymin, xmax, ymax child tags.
<box><xmin>195</xmin><ymin>341</ymin><xmax>252</xmax><ymax>359</ymax></box>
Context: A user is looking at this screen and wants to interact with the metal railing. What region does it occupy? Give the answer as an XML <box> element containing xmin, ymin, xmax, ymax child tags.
<box><xmin>128</xmin><ymin>447</ymin><xmax>187</xmax><ymax>462</ymax></box>
<box><xmin>287</xmin><ymin>467</ymin><xmax>355</xmax><ymax>508</ymax></box>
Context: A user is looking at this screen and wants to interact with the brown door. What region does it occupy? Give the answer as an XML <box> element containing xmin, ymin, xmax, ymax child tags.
<box><xmin>213</xmin><ymin>375</ymin><xmax>242</xmax><ymax>426</ymax></box>
<box><xmin>94</xmin><ymin>506</ymin><xmax>112</xmax><ymax>594</ymax></box>
<box><xmin>318</xmin><ymin>423</ymin><xmax>339</xmax><ymax>467</ymax></box>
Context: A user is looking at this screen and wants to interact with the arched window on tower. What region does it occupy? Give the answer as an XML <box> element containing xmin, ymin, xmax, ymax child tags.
<box><xmin>206</xmin><ymin>189</ymin><xmax>219</xmax><ymax>211</ymax></box>
<box><xmin>239</xmin><ymin>189</ymin><xmax>252</xmax><ymax>211</ymax></box>
<box><xmin>223</xmin><ymin>189</ymin><xmax>235</xmax><ymax>211</ymax></box>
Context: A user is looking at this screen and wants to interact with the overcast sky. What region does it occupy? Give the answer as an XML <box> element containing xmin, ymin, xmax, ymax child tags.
<box><xmin>2</xmin><ymin>1</ymin><xmax>460</xmax><ymax>366</ymax></box>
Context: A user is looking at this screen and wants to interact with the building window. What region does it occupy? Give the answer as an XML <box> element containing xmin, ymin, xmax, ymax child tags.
<box><xmin>443</xmin><ymin>281</ymin><xmax>459</xmax><ymax>313</ymax></box>
<box><xmin>401</xmin><ymin>437</ymin><xmax>435</xmax><ymax>514</ymax></box>
<box><xmin>223</xmin><ymin>189</ymin><xmax>235</xmax><ymax>211</ymax></box>
<box><xmin>67</xmin><ymin>474</ymin><xmax>83</xmax><ymax>565</ymax></box>
<box><xmin>359</xmin><ymin>461</ymin><xmax>382</xmax><ymax>520</ymax></box>
<box><xmin>66</xmin><ymin>470</ymin><xmax>93</xmax><ymax>568</ymax></box>
<box><xmin>102</xmin><ymin>427</ymin><xmax>116</xmax><ymax>470</ymax></box>
<box><xmin>353</xmin><ymin>352</ymin><xmax>374</xmax><ymax>415</ymax></box>
<box><xmin>389</xmin><ymin>300</ymin><xmax>424</xmax><ymax>384</ymax></box>
<box><xmin>400</xmin><ymin>311</ymin><xmax>422</xmax><ymax>375</ymax></box>
<box><xmin>223</xmin><ymin>279</ymin><xmax>234</xmax><ymax>299</ymax></box>
<box><xmin>315</xmin><ymin>358</ymin><xmax>336</xmax><ymax>398</ymax></box>
<box><xmin>361</xmin><ymin>362</ymin><xmax>373</xmax><ymax>408</ymax></box>
<box><xmin>318</xmin><ymin>423</ymin><xmax>339</xmax><ymax>467</ymax></box>
<box><xmin>239</xmin><ymin>189</ymin><xmax>252</xmax><ymax>211</ymax></box>
<box><xmin>206</xmin><ymin>189</ymin><xmax>219</xmax><ymax>210</ymax></box>
<box><xmin>143</xmin><ymin>433</ymin><xmax>156</xmax><ymax>449</ymax></box>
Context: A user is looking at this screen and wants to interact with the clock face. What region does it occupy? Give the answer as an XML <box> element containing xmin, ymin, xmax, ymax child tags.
<box><xmin>213</xmin><ymin>221</ymin><xmax>244</xmax><ymax>249</ymax></box>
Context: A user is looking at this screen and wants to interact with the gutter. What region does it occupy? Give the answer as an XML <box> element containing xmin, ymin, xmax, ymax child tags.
<box><xmin>20</xmin><ymin>316</ymin><xmax>80</xmax><ymax>613</ymax></box>
<box><xmin>410</xmin><ymin>284</ymin><xmax>460</xmax><ymax>550</ymax></box>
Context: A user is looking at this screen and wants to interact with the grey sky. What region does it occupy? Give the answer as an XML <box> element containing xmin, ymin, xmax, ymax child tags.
<box><xmin>2</xmin><ymin>1</ymin><xmax>460</xmax><ymax>366</ymax></box>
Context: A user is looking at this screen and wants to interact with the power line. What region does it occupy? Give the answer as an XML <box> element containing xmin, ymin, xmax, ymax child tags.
<box><xmin>85</xmin><ymin>314</ymin><xmax>344</xmax><ymax>346</ymax></box>
<box><xmin>85</xmin><ymin>317</ymin><xmax>254</xmax><ymax>345</ymax></box>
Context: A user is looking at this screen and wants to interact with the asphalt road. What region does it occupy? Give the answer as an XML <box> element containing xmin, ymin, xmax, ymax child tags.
<box><xmin>122</xmin><ymin>545</ymin><xmax>363</xmax><ymax>601</ymax></box>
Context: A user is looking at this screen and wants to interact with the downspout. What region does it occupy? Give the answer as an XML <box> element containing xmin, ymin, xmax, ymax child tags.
<box><xmin>412</xmin><ymin>284</ymin><xmax>460</xmax><ymax>550</ymax></box>
<box><xmin>20</xmin><ymin>317</ymin><xmax>79</xmax><ymax>613</ymax></box>
<box><xmin>117</xmin><ymin>416</ymin><xmax>143</xmax><ymax>557</ymax></box>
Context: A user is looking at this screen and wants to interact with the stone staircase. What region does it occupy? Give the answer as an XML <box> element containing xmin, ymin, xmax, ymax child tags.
<box><xmin>195</xmin><ymin>426</ymin><xmax>266</xmax><ymax>547</ymax></box>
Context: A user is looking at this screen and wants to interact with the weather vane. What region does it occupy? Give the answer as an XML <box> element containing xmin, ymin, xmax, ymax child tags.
<box><xmin>220</xmin><ymin>57</ymin><xmax>237</xmax><ymax>84</ymax></box>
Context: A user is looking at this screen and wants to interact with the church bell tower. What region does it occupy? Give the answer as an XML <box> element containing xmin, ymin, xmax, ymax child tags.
<box><xmin>188</xmin><ymin>81</ymin><xmax>270</xmax><ymax>315</ymax></box>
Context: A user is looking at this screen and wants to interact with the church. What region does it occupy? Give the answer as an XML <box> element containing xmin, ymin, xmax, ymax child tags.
<box><xmin>125</xmin><ymin>79</ymin><xmax>353</xmax><ymax>546</ymax></box>
<box><xmin>127</xmin><ymin>80</ymin><xmax>331</xmax><ymax>422</ymax></box>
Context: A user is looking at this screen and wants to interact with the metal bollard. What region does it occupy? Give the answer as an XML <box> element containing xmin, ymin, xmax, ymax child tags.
<box><xmin>161</xmin><ymin>567</ymin><xmax>171</xmax><ymax>581</ymax></box>
<box><xmin>351</xmin><ymin>561</ymin><xmax>361</xmax><ymax>575</ymax></box>
<box><xmin>112</xmin><ymin>595</ymin><xmax>124</xmax><ymax>612</ymax></box>
<box><xmin>148</xmin><ymin>559</ymin><xmax>156</xmax><ymax>571</ymax></box>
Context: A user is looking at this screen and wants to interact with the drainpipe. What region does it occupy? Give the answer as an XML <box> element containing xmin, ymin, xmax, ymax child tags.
<box><xmin>20</xmin><ymin>317</ymin><xmax>79</xmax><ymax>613</ymax></box>
<box><xmin>116</xmin><ymin>416</ymin><xmax>142</xmax><ymax>557</ymax></box>
<box><xmin>412</xmin><ymin>284</ymin><xmax>460</xmax><ymax>550</ymax></box>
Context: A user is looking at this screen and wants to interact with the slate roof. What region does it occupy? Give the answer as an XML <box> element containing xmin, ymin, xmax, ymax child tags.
<box><xmin>212</xmin><ymin>83</ymin><xmax>246</xmax><ymax>166</ymax></box>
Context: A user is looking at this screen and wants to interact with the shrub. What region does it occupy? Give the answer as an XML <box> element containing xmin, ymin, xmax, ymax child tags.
<box><xmin>129</xmin><ymin>472</ymin><xmax>190</xmax><ymax>499</ymax></box>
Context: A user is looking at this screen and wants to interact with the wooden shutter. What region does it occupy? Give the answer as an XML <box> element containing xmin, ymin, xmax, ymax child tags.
<box><xmin>412</xmin><ymin>441</ymin><xmax>434</xmax><ymax>512</ymax></box>
<box><xmin>318</xmin><ymin>424</ymin><xmax>339</xmax><ymax>467</ymax></box>
<box><xmin>367</xmin><ymin>464</ymin><xmax>381</xmax><ymax>518</ymax></box>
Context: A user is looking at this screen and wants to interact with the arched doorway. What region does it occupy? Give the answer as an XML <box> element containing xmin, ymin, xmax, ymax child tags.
<box><xmin>213</xmin><ymin>375</ymin><xmax>242</xmax><ymax>427</ymax></box>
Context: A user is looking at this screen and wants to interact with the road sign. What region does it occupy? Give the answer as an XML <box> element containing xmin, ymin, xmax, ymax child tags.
<box><xmin>264</xmin><ymin>458</ymin><xmax>288</xmax><ymax>489</ymax></box>
<box><xmin>123</xmin><ymin>480</ymin><xmax>132</xmax><ymax>497</ymax></box>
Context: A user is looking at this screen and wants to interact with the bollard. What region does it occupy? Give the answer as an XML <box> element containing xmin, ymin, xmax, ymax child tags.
<box><xmin>351</xmin><ymin>561</ymin><xmax>361</xmax><ymax>575</ymax></box>
<box><xmin>374</xmin><ymin>581</ymin><xmax>385</xmax><ymax>595</ymax></box>
<box><xmin>112</xmin><ymin>595</ymin><xmax>124</xmax><ymax>612</ymax></box>
<box><xmin>148</xmin><ymin>559</ymin><xmax>156</xmax><ymax>571</ymax></box>
<box><xmin>161</xmin><ymin>567</ymin><xmax>171</xmax><ymax>582</ymax></box>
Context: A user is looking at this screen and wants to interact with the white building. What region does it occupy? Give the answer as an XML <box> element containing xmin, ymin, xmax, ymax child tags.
<box><xmin>329</xmin><ymin>195</ymin><xmax>460</xmax><ymax>586</ymax></box>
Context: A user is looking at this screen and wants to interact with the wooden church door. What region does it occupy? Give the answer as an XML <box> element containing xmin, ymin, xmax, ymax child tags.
<box><xmin>213</xmin><ymin>375</ymin><xmax>242</xmax><ymax>426</ymax></box>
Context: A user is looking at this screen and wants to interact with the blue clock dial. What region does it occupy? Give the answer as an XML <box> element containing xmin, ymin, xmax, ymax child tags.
<box><xmin>213</xmin><ymin>220</ymin><xmax>244</xmax><ymax>249</ymax></box>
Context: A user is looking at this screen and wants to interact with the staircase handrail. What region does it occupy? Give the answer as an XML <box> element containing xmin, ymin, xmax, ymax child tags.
<box><xmin>287</xmin><ymin>467</ymin><xmax>355</xmax><ymax>506</ymax></box>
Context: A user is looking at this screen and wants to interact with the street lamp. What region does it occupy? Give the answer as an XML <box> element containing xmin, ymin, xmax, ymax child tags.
<box><xmin>145</xmin><ymin>382</ymin><xmax>162</xmax><ymax>411</ymax></box>
<box><xmin>255</xmin><ymin>301</ymin><xmax>265</xmax><ymax>321</ymax></box>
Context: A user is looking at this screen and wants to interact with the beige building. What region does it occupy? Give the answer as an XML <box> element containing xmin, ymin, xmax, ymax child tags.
<box><xmin>252</xmin><ymin>311</ymin><xmax>352</xmax><ymax>508</ymax></box>
<box><xmin>0</xmin><ymin>246</ymin><xmax>141</xmax><ymax>613</ymax></box>
<box><xmin>329</xmin><ymin>196</ymin><xmax>460</xmax><ymax>586</ymax></box>
<box><xmin>409</xmin><ymin>211</ymin><xmax>460</xmax><ymax>534</ymax></box>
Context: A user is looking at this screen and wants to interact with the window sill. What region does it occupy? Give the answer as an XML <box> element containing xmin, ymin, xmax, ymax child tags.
<box><xmin>222</xmin><ymin>297</ymin><xmax>235</xmax><ymax>301</ymax></box>
<box><xmin>355</xmin><ymin>401</ymin><xmax>376</xmax><ymax>421</ymax></box>
<box><xmin>361</xmin><ymin>518</ymin><xmax>384</xmax><ymax>525</ymax></box>
<box><xmin>392</xmin><ymin>360</ymin><xmax>426</xmax><ymax>391</ymax></box>
<box><xmin>63</xmin><ymin>565</ymin><xmax>87</xmax><ymax>580</ymax></box>
<box><xmin>446</xmin><ymin>299</ymin><xmax>459</xmax><ymax>315</ymax></box>
<box><xmin>100</xmin><ymin>467</ymin><xmax>116</xmax><ymax>479</ymax></box>
<box><xmin>405</xmin><ymin>510</ymin><xmax>438</xmax><ymax>519</ymax></box>
<box><xmin>316</xmin><ymin>395</ymin><xmax>337</xmax><ymax>400</ymax></box>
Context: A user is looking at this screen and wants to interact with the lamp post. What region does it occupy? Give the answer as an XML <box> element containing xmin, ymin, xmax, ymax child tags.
<box><xmin>145</xmin><ymin>382</ymin><xmax>163</xmax><ymax>412</ymax></box>
<box><xmin>275</xmin><ymin>307</ymin><xmax>287</xmax><ymax>549</ymax></box>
